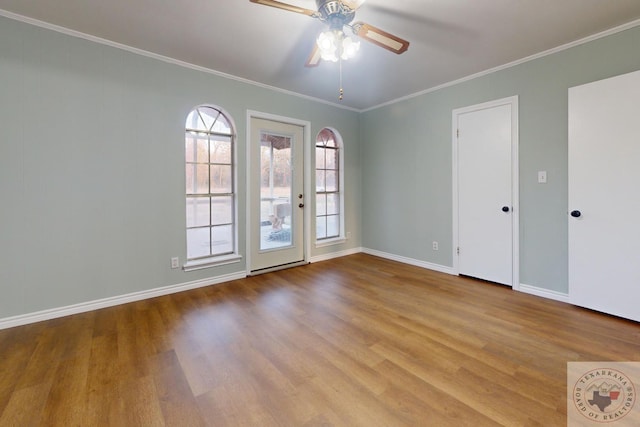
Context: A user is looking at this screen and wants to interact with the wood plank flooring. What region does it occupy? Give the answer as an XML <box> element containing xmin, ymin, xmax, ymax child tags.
<box><xmin>1</xmin><ymin>253</ymin><xmax>639</xmax><ymax>426</ymax></box>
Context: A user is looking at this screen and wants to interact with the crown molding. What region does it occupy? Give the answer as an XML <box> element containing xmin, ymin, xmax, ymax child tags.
<box><xmin>2</xmin><ymin>9</ymin><xmax>639</xmax><ymax>114</ymax></box>
<box><xmin>0</xmin><ymin>9</ymin><xmax>360</xmax><ymax>113</ymax></box>
<box><xmin>362</xmin><ymin>18</ymin><xmax>640</xmax><ymax>112</ymax></box>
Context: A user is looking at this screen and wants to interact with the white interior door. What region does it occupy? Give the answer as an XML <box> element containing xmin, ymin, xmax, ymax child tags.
<box><xmin>454</xmin><ymin>97</ymin><xmax>518</xmax><ymax>286</ymax></box>
<box><xmin>249</xmin><ymin>116</ymin><xmax>306</xmax><ymax>273</ymax></box>
<box><xmin>568</xmin><ymin>70</ymin><xmax>640</xmax><ymax>322</ymax></box>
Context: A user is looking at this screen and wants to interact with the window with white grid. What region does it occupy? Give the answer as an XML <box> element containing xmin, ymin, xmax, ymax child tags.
<box><xmin>185</xmin><ymin>106</ymin><xmax>237</xmax><ymax>264</ymax></box>
<box><xmin>315</xmin><ymin>128</ymin><xmax>344</xmax><ymax>242</ymax></box>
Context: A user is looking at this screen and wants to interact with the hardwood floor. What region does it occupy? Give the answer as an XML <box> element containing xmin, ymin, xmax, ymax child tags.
<box><xmin>1</xmin><ymin>253</ymin><xmax>638</xmax><ymax>426</ymax></box>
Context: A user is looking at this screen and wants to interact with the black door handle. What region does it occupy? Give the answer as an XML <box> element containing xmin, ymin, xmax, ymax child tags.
<box><xmin>570</xmin><ymin>210</ymin><xmax>581</xmax><ymax>218</ymax></box>
<box><xmin>502</xmin><ymin>206</ymin><xmax>510</xmax><ymax>213</ymax></box>
<box><xmin>298</xmin><ymin>203</ymin><xmax>304</xmax><ymax>208</ymax></box>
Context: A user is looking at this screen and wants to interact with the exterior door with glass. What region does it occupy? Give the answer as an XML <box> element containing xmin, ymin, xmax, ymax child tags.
<box><xmin>249</xmin><ymin>116</ymin><xmax>305</xmax><ymax>273</ymax></box>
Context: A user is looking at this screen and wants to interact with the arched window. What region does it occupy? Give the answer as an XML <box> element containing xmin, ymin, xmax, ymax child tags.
<box><xmin>315</xmin><ymin>128</ymin><xmax>344</xmax><ymax>242</ymax></box>
<box><xmin>184</xmin><ymin>106</ymin><xmax>238</xmax><ymax>269</ymax></box>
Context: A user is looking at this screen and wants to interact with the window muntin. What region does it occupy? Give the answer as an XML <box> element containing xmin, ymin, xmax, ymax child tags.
<box><xmin>315</xmin><ymin>128</ymin><xmax>342</xmax><ymax>240</ymax></box>
<box><xmin>185</xmin><ymin>106</ymin><xmax>235</xmax><ymax>261</ymax></box>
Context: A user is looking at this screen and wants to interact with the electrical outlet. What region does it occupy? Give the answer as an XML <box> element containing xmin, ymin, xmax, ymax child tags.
<box><xmin>171</xmin><ymin>257</ymin><xmax>180</xmax><ymax>269</ymax></box>
<box><xmin>432</xmin><ymin>241</ymin><xmax>439</xmax><ymax>251</ymax></box>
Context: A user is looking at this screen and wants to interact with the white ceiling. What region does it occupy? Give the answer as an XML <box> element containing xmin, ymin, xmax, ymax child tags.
<box><xmin>2</xmin><ymin>0</ymin><xmax>640</xmax><ymax>110</ymax></box>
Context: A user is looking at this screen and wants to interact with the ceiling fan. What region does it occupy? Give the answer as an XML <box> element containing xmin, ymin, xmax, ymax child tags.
<box><xmin>249</xmin><ymin>0</ymin><xmax>410</xmax><ymax>67</ymax></box>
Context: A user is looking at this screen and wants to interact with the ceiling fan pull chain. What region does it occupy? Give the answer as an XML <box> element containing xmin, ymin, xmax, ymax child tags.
<box><xmin>339</xmin><ymin>57</ymin><xmax>344</xmax><ymax>101</ymax></box>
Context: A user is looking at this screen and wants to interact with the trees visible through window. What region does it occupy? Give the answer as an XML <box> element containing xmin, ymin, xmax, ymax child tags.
<box><xmin>316</xmin><ymin>128</ymin><xmax>342</xmax><ymax>241</ymax></box>
<box><xmin>185</xmin><ymin>106</ymin><xmax>235</xmax><ymax>260</ymax></box>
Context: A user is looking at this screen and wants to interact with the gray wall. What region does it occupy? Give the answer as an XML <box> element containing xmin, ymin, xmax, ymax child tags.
<box><xmin>361</xmin><ymin>25</ymin><xmax>640</xmax><ymax>293</ymax></box>
<box><xmin>2</xmin><ymin>13</ymin><xmax>640</xmax><ymax>320</ymax></box>
<box><xmin>0</xmin><ymin>16</ymin><xmax>361</xmax><ymax>318</ymax></box>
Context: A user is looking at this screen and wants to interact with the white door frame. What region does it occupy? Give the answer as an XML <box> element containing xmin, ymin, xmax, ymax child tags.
<box><xmin>246</xmin><ymin>110</ymin><xmax>311</xmax><ymax>274</ymax></box>
<box><xmin>452</xmin><ymin>96</ymin><xmax>520</xmax><ymax>289</ymax></box>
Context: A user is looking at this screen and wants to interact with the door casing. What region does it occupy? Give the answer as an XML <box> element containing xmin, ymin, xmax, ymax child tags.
<box><xmin>452</xmin><ymin>96</ymin><xmax>520</xmax><ymax>289</ymax></box>
<box><xmin>246</xmin><ymin>110</ymin><xmax>311</xmax><ymax>275</ymax></box>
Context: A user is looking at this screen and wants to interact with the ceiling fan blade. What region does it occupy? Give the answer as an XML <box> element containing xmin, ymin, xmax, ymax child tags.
<box><xmin>342</xmin><ymin>0</ymin><xmax>366</xmax><ymax>10</ymax></box>
<box><xmin>353</xmin><ymin>22</ymin><xmax>410</xmax><ymax>54</ymax></box>
<box><xmin>249</xmin><ymin>0</ymin><xmax>317</xmax><ymax>16</ymax></box>
<box><xmin>305</xmin><ymin>44</ymin><xmax>322</xmax><ymax>67</ymax></box>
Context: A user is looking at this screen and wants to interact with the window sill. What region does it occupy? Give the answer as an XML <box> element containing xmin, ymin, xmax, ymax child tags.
<box><xmin>183</xmin><ymin>254</ymin><xmax>242</xmax><ymax>272</ymax></box>
<box><xmin>315</xmin><ymin>237</ymin><xmax>347</xmax><ymax>248</ymax></box>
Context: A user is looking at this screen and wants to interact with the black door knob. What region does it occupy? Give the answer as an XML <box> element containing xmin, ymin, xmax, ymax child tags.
<box><xmin>502</xmin><ymin>206</ymin><xmax>510</xmax><ymax>213</ymax></box>
<box><xmin>570</xmin><ymin>210</ymin><xmax>581</xmax><ymax>218</ymax></box>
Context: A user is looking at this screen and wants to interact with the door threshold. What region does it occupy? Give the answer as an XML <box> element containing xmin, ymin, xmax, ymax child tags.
<box><xmin>249</xmin><ymin>260</ymin><xmax>309</xmax><ymax>276</ymax></box>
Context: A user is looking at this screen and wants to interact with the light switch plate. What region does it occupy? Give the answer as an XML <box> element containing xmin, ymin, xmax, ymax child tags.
<box><xmin>538</xmin><ymin>171</ymin><xmax>547</xmax><ymax>183</ymax></box>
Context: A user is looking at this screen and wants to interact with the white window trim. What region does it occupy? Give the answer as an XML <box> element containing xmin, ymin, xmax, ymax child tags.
<box><xmin>315</xmin><ymin>236</ymin><xmax>347</xmax><ymax>248</ymax></box>
<box><xmin>183</xmin><ymin>254</ymin><xmax>242</xmax><ymax>272</ymax></box>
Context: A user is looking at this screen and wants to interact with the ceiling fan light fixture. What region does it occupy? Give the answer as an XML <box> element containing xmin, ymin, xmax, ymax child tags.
<box><xmin>317</xmin><ymin>30</ymin><xmax>336</xmax><ymax>50</ymax></box>
<box><xmin>317</xmin><ymin>29</ymin><xmax>359</xmax><ymax>63</ymax></box>
<box><xmin>341</xmin><ymin>36</ymin><xmax>360</xmax><ymax>60</ymax></box>
<box><xmin>320</xmin><ymin>50</ymin><xmax>339</xmax><ymax>62</ymax></box>
<box><xmin>317</xmin><ymin>30</ymin><xmax>339</xmax><ymax>62</ymax></box>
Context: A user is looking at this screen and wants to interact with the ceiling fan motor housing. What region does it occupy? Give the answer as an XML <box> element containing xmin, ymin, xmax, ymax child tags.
<box><xmin>316</xmin><ymin>0</ymin><xmax>355</xmax><ymax>29</ymax></box>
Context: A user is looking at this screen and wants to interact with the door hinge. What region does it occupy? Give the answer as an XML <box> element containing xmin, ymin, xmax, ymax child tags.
<box><xmin>456</xmin><ymin>129</ymin><xmax>459</xmax><ymax>138</ymax></box>
<box><xmin>457</xmin><ymin>247</ymin><xmax>460</xmax><ymax>255</ymax></box>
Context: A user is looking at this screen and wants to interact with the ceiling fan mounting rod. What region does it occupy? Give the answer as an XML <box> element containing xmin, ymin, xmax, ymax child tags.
<box><xmin>315</xmin><ymin>0</ymin><xmax>355</xmax><ymax>28</ymax></box>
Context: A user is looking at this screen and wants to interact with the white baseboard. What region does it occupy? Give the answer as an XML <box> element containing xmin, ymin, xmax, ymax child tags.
<box><xmin>361</xmin><ymin>248</ymin><xmax>571</xmax><ymax>306</ymax></box>
<box><xmin>362</xmin><ymin>248</ymin><xmax>456</xmax><ymax>275</ymax></box>
<box><xmin>0</xmin><ymin>271</ymin><xmax>246</xmax><ymax>330</ymax></box>
<box><xmin>0</xmin><ymin>252</ymin><xmax>572</xmax><ymax>330</ymax></box>
<box><xmin>518</xmin><ymin>283</ymin><xmax>570</xmax><ymax>303</ymax></box>
<box><xmin>309</xmin><ymin>247</ymin><xmax>363</xmax><ymax>263</ymax></box>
